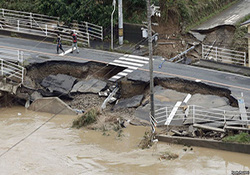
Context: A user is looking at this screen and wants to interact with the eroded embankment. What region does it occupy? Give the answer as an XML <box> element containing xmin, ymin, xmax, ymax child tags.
<box><xmin>1</xmin><ymin>60</ymin><xmax>238</xmax><ymax>110</ymax></box>
<box><xmin>119</xmin><ymin>77</ymin><xmax>237</xmax><ymax>107</ymax></box>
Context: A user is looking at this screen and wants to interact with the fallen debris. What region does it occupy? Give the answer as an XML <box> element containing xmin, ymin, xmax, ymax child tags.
<box><xmin>159</xmin><ymin>151</ymin><xmax>179</xmax><ymax>160</ymax></box>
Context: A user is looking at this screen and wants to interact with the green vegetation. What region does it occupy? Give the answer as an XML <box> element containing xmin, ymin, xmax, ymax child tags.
<box><xmin>159</xmin><ymin>0</ymin><xmax>238</xmax><ymax>32</ymax></box>
<box><xmin>222</xmin><ymin>132</ymin><xmax>250</xmax><ymax>144</ymax></box>
<box><xmin>0</xmin><ymin>0</ymin><xmax>240</xmax><ymax>30</ymax></box>
<box><xmin>231</xmin><ymin>14</ymin><xmax>250</xmax><ymax>52</ymax></box>
<box><xmin>185</xmin><ymin>0</ymin><xmax>239</xmax><ymax>32</ymax></box>
<box><xmin>72</xmin><ymin>107</ymin><xmax>100</xmax><ymax>129</ymax></box>
<box><xmin>138</xmin><ymin>131</ymin><xmax>154</xmax><ymax>149</ymax></box>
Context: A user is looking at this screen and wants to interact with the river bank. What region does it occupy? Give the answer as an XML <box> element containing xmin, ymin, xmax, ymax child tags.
<box><xmin>0</xmin><ymin>106</ymin><xmax>250</xmax><ymax>175</ymax></box>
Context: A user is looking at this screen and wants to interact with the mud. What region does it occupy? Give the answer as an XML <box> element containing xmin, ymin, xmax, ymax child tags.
<box><xmin>25</xmin><ymin>61</ymin><xmax>124</xmax><ymax>88</ymax></box>
<box><xmin>0</xmin><ymin>106</ymin><xmax>249</xmax><ymax>175</ymax></box>
<box><xmin>1</xmin><ymin>60</ymin><xmax>238</xmax><ymax>111</ymax></box>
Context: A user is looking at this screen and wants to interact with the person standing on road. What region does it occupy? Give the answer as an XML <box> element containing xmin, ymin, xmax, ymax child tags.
<box><xmin>71</xmin><ymin>30</ymin><xmax>79</xmax><ymax>54</ymax></box>
<box><xmin>57</xmin><ymin>33</ymin><xmax>65</xmax><ymax>54</ymax></box>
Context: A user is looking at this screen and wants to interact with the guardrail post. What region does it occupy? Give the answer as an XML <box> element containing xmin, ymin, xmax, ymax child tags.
<box><xmin>30</xmin><ymin>12</ymin><xmax>32</xmax><ymax>28</ymax></box>
<box><xmin>17</xmin><ymin>50</ymin><xmax>20</xmax><ymax>62</ymax></box>
<box><xmin>17</xmin><ymin>20</ymin><xmax>19</xmax><ymax>31</ymax></box>
<box><xmin>86</xmin><ymin>22</ymin><xmax>88</xmax><ymax>35</ymax></box>
<box><xmin>223</xmin><ymin>110</ymin><xmax>226</xmax><ymax>124</ymax></box>
<box><xmin>193</xmin><ymin>105</ymin><xmax>195</xmax><ymax>124</ymax></box>
<box><xmin>21</xmin><ymin>68</ymin><xmax>24</xmax><ymax>84</ymax></box>
<box><xmin>87</xmin><ymin>33</ymin><xmax>90</xmax><ymax>47</ymax></box>
<box><xmin>215</xmin><ymin>46</ymin><xmax>217</xmax><ymax>61</ymax></box>
<box><xmin>45</xmin><ymin>24</ymin><xmax>47</xmax><ymax>36</ymax></box>
<box><xmin>21</xmin><ymin>51</ymin><xmax>24</xmax><ymax>63</ymax></box>
<box><xmin>243</xmin><ymin>52</ymin><xmax>246</xmax><ymax>66</ymax></box>
<box><xmin>101</xmin><ymin>26</ymin><xmax>103</xmax><ymax>40</ymax></box>
<box><xmin>202</xmin><ymin>44</ymin><xmax>204</xmax><ymax>59</ymax></box>
<box><xmin>166</xmin><ymin>107</ymin><xmax>168</xmax><ymax>120</ymax></box>
<box><xmin>2</xmin><ymin>9</ymin><xmax>4</xmax><ymax>17</ymax></box>
<box><xmin>1</xmin><ymin>59</ymin><xmax>3</xmax><ymax>76</ymax></box>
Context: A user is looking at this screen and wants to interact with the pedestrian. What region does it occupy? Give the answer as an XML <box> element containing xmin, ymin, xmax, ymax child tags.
<box><xmin>57</xmin><ymin>33</ymin><xmax>65</xmax><ymax>54</ymax></box>
<box><xmin>71</xmin><ymin>30</ymin><xmax>79</xmax><ymax>54</ymax></box>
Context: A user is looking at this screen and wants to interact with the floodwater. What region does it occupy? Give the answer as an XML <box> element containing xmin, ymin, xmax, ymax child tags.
<box><xmin>0</xmin><ymin>106</ymin><xmax>249</xmax><ymax>175</ymax></box>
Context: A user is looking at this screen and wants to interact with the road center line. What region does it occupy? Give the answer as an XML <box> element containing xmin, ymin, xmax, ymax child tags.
<box><xmin>0</xmin><ymin>45</ymin><xmax>249</xmax><ymax>92</ymax></box>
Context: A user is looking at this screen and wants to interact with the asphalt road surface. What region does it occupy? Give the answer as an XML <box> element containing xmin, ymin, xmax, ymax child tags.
<box><xmin>0</xmin><ymin>35</ymin><xmax>250</xmax><ymax>107</ymax></box>
<box><xmin>193</xmin><ymin>0</ymin><xmax>250</xmax><ymax>31</ymax></box>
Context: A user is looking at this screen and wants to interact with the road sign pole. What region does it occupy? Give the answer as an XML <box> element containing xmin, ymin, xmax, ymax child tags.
<box><xmin>147</xmin><ymin>0</ymin><xmax>155</xmax><ymax>118</ymax></box>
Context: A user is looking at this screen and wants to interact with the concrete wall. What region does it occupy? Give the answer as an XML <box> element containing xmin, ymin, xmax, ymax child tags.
<box><xmin>248</xmin><ymin>26</ymin><xmax>250</xmax><ymax>67</ymax></box>
<box><xmin>28</xmin><ymin>97</ymin><xmax>77</xmax><ymax>115</ymax></box>
<box><xmin>156</xmin><ymin>135</ymin><xmax>250</xmax><ymax>154</ymax></box>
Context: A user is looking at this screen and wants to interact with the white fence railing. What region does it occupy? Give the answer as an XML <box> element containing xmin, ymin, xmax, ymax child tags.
<box><xmin>0</xmin><ymin>8</ymin><xmax>103</xmax><ymax>46</ymax></box>
<box><xmin>202</xmin><ymin>44</ymin><xmax>246</xmax><ymax>66</ymax></box>
<box><xmin>0</xmin><ymin>48</ymin><xmax>23</xmax><ymax>63</ymax></box>
<box><xmin>153</xmin><ymin>105</ymin><xmax>250</xmax><ymax>128</ymax></box>
<box><xmin>0</xmin><ymin>58</ymin><xmax>25</xmax><ymax>84</ymax></box>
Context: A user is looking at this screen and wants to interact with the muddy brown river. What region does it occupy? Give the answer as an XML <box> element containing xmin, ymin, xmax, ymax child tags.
<box><xmin>0</xmin><ymin>106</ymin><xmax>249</xmax><ymax>175</ymax></box>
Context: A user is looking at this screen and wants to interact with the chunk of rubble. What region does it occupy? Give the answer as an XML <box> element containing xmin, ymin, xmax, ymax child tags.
<box><xmin>71</xmin><ymin>79</ymin><xmax>107</xmax><ymax>94</ymax></box>
<box><xmin>114</xmin><ymin>95</ymin><xmax>144</xmax><ymax>109</ymax></box>
<box><xmin>41</xmin><ymin>74</ymin><xmax>76</xmax><ymax>95</ymax></box>
<box><xmin>28</xmin><ymin>97</ymin><xmax>77</xmax><ymax>115</ymax></box>
<box><xmin>30</xmin><ymin>91</ymin><xmax>43</xmax><ymax>101</ymax></box>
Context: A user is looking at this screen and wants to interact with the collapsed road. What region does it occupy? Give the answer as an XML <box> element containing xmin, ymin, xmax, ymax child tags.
<box><xmin>0</xmin><ymin>36</ymin><xmax>250</xmax><ymax>107</ymax></box>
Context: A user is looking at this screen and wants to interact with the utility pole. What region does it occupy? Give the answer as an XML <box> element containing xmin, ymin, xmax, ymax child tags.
<box><xmin>118</xmin><ymin>0</ymin><xmax>123</xmax><ymax>45</ymax></box>
<box><xmin>111</xmin><ymin>0</ymin><xmax>116</xmax><ymax>50</ymax></box>
<box><xmin>147</xmin><ymin>0</ymin><xmax>155</xmax><ymax>117</ymax></box>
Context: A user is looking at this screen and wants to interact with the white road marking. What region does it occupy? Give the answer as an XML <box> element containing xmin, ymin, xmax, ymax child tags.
<box><xmin>119</xmin><ymin>57</ymin><xmax>149</xmax><ymax>64</ymax></box>
<box><xmin>225</xmin><ymin>14</ymin><xmax>239</xmax><ymax>23</ymax></box>
<box><xmin>124</xmin><ymin>54</ymin><xmax>149</xmax><ymax>61</ymax></box>
<box><xmin>117</xmin><ymin>72</ymin><xmax>128</xmax><ymax>76</ymax></box>
<box><xmin>113</xmin><ymin>60</ymin><xmax>144</xmax><ymax>67</ymax></box>
<box><xmin>111</xmin><ymin>75</ymin><xmax>122</xmax><ymax>79</ymax></box>
<box><xmin>123</xmin><ymin>69</ymin><xmax>133</xmax><ymax>73</ymax></box>
<box><xmin>109</xmin><ymin>62</ymin><xmax>138</xmax><ymax>69</ymax></box>
<box><xmin>59</xmin><ymin>47</ymin><xmax>76</xmax><ymax>56</ymax></box>
<box><xmin>109</xmin><ymin>54</ymin><xmax>150</xmax><ymax>81</ymax></box>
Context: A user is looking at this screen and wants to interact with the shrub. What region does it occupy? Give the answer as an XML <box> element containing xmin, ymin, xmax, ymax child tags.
<box><xmin>72</xmin><ymin>107</ymin><xmax>100</xmax><ymax>129</ymax></box>
<box><xmin>222</xmin><ymin>132</ymin><xmax>250</xmax><ymax>144</ymax></box>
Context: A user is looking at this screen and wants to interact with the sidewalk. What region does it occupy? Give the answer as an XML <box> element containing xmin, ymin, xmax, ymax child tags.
<box><xmin>193</xmin><ymin>59</ymin><xmax>250</xmax><ymax>76</ymax></box>
<box><xmin>89</xmin><ymin>39</ymin><xmax>148</xmax><ymax>56</ymax></box>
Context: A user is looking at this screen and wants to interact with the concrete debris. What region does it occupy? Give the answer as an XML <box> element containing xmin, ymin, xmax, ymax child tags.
<box><xmin>188</xmin><ymin>31</ymin><xmax>206</xmax><ymax>42</ymax></box>
<box><xmin>114</xmin><ymin>95</ymin><xmax>144</xmax><ymax>110</ymax></box>
<box><xmin>41</xmin><ymin>74</ymin><xmax>76</xmax><ymax>95</ymax></box>
<box><xmin>28</xmin><ymin>97</ymin><xmax>77</xmax><ymax>115</ymax></box>
<box><xmin>71</xmin><ymin>79</ymin><xmax>107</xmax><ymax>94</ymax></box>
<box><xmin>109</xmin><ymin>97</ymin><xmax>117</xmax><ymax>104</ymax></box>
<box><xmin>73</xmin><ymin>109</ymin><xmax>84</xmax><ymax>114</ymax></box>
<box><xmin>30</xmin><ymin>91</ymin><xmax>43</xmax><ymax>101</ymax></box>
<box><xmin>99</xmin><ymin>89</ymin><xmax>110</xmax><ymax>97</ymax></box>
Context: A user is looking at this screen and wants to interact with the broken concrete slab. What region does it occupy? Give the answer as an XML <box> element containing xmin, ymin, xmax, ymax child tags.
<box><xmin>41</xmin><ymin>74</ymin><xmax>76</xmax><ymax>95</ymax></box>
<box><xmin>134</xmin><ymin>104</ymin><xmax>150</xmax><ymax>122</ymax></box>
<box><xmin>187</xmin><ymin>94</ymin><xmax>229</xmax><ymax>108</ymax></box>
<box><xmin>71</xmin><ymin>79</ymin><xmax>107</xmax><ymax>94</ymax></box>
<box><xmin>28</xmin><ymin>97</ymin><xmax>77</xmax><ymax>115</ymax></box>
<box><xmin>188</xmin><ymin>31</ymin><xmax>206</xmax><ymax>42</ymax></box>
<box><xmin>0</xmin><ymin>81</ymin><xmax>19</xmax><ymax>94</ymax></box>
<box><xmin>30</xmin><ymin>91</ymin><xmax>43</xmax><ymax>101</ymax></box>
<box><xmin>114</xmin><ymin>95</ymin><xmax>144</xmax><ymax>109</ymax></box>
<box><xmin>154</xmin><ymin>86</ymin><xmax>188</xmax><ymax>103</ymax></box>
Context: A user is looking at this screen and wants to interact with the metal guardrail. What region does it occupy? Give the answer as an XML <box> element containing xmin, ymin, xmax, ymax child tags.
<box><xmin>0</xmin><ymin>58</ymin><xmax>25</xmax><ymax>84</ymax></box>
<box><xmin>0</xmin><ymin>8</ymin><xmax>103</xmax><ymax>46</ymax></box>
<box><xmin>0</xmin><ymin>48</ymin><xmax>23</xmax><ymax>62</ymax></box>
<box><xmin>202</xmin><ymin>44</ymin><xmax>246</xmax><ymax>66</ymax></box>
<box><xmin>154</xmin><ymin>105</ymin><xmax>250</xmax><ymax>128</ymax></box>
<box><xmin>0</xmin><ymin>48</ymin><xmax>25</xmax><ymax>84</ymax></box>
